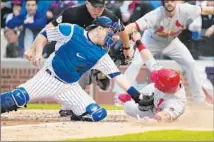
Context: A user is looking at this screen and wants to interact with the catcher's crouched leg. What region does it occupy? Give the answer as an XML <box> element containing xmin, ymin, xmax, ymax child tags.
<box><xmin>1</xmin><ymin>87</ymin><xmax>29</xmax><ymax>113</ymax></box>
<box><xmin>70</xmin><ymin>103</ymin><xmax>107</xmax><ymax>122</ymax></box>
<box><xmin>59</xmin><ymin>70</ymin><xmax>109</xmax><ymax>118</ymax></box>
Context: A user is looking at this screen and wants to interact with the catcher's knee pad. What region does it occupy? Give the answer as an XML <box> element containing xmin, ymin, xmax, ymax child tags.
<box><xmin>86</xmin><ymin>103</ymin><xmax>107</xmax><ymax>122</ymax></box>
<box><xmin>1</xmin><ymin>87</ymin><xmax>29</xmax><ymax>113</ymax></box>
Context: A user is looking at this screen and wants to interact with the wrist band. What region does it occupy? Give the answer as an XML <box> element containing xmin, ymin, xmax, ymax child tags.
<box><xmin>123</xmin><ymin>46</ymin><xmax>130</xmax><ymax>50</ymax></box>
<box><xmin>136</xmin><ymin>40</ymin><xmax>145</xmax><ymax>52</ymax></box>
<box><xmin>127</xmin><ymin>86</ymin><xmax>141</xmax><ymax>103</ymax></box>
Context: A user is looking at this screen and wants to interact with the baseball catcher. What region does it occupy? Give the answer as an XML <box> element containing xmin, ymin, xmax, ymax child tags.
<box><xmin>1</xmin><ymin>16</ymin><xmax>142</xmax><ymax>122</ymax></box>
<box><xmin>24</xmin><ymin>0</ymin><xmax>134</xmax><ymax>117</ymax></box>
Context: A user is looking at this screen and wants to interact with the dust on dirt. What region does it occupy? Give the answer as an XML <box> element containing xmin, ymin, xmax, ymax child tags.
<box><xmin>1</xmin><ymin>104</ymin><xmax>213</xmax><ymax>141</ymax></box>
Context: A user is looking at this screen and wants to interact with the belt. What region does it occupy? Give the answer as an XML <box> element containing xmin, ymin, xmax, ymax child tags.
<box><xmin>45</xmin><ymin>69</ymin><xmax>66</xmax><ymax>83</ymax></box>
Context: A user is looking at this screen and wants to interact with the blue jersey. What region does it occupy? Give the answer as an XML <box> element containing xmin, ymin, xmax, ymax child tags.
<box><xmin>44</xmin><ymin>23</ymin><xmax>120</xmax><ymax>83</ymax></box>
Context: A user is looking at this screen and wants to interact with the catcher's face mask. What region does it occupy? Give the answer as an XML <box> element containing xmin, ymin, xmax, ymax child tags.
<box><xmin>104</xmin><ymin>22</ymin><xmax>121</xmax><ymax>48</ymax></box>
<box><xmin>88</xmin><ymin>16</ymin><xmax>122</xmax><ymax>48</ymax></box>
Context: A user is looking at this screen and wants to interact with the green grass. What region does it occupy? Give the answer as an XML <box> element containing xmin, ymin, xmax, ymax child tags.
<box><xmin>23</xmin><ymin>103</ymin><xmax>123</xmax><ymax>110</ymax></box>
<box><xmin>22</xmin><ymin>103</ymin><xmax>61</xmax><ymax>110</ymax></box>
<box><xmin>65</xmin><ymin>130</ymin><xmax>214</xmax><ymax>141</ymax></box>
<box><xmin>102</xmin><ymin>105</ymin><xmax>123</xmax><ymax>110</ymax></box>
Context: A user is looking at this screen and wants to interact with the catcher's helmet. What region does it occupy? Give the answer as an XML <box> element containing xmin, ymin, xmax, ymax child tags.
<box><xmin>92</xmin><ymin>16</ymin><xmax>113</xmax><ymax>28</ymax></box>
<box><xmin>86</xmin><ymin>16</ymin><xmax>121</xmax><ymax>48</ymax></box>
<box><xmin>150</xmin><ymin>68</ymin><xmax>180</xmax><ymax>94</ymax></box>
<box><xmin>86</xmin><ymin>16</ymin><xmax>121</xmax><ymax>33</ymax></box>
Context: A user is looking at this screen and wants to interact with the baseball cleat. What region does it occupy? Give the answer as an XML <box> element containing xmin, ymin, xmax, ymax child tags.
<box><xmin>70</xmin><ymin>115</ymin><xmax>93</xmax><ymax>122</ymax></box>
<box><xmin>59</xmin><ymin>109</ymin><xmax>74</xmax><ymax>117</ymax></box>
<box><xmin>59</xmin><ymin>109</ymin><xmax>94</xmax><ymax>121</ymax></box>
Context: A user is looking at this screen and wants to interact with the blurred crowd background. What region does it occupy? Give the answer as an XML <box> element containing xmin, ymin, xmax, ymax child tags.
<box><xmin>1</xmin><ymin>0</ymin><xmax>214</xmax><ymax>60</ymax></box>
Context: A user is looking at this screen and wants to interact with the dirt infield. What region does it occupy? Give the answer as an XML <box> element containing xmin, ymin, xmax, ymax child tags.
<box><xmin>1</xmin><ymin>105</ymin><xmax>213</xmax><ymax>141</ymax></box>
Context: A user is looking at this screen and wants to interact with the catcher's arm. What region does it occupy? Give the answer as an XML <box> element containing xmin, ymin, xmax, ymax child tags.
<box><xmin>113</xmin><ymin>74</ymin><xmax>141</xmax><ymax>103</ymax></box>
<box><xmin>24</xmin><ymin>22</ymin><xmax>55</xmax><ymax>61</ymax></box>
<box><xmin>93</xmin><ymin>54</ymin><xmax>141</xmax><ymax>103</ymax></box>
<box><xmin>25</xmin><ymin>7</ymin><xmax>72</xmax><ymax>61</ymax></box>
<box><xmin>32</xmin><ymin>23</ymin><xmax>74</xmax><ymax>67</ymax></box>
<box><xmin>32</xmin><ymin>34</ymin><xmax>48</xmax><ymax>67</ymax></box>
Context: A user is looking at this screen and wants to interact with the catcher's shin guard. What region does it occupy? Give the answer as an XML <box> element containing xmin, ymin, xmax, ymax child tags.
<box><xmin>70</xmin><ymin>103</ymin><xmax>107</xmax><ymax>122</ymax></box>
<box><xmin>1</xmin><ymin>87</ymin><xmax>29</xmax><ymax>113</ymax></box>
<box><xmin>86</xmin><ymin>103</ymin><xmax>107</xmax><ymax>122</ymax></box>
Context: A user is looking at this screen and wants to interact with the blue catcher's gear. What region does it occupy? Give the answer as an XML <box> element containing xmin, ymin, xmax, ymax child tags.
<box><xmin>1</xmin><ymin>87</ymin><xmax>30</xmax><ymax>113</ymax></box>
<box><xmin>86</xmin><ymin>16</ymin><xmax>121</xmax><ymax>48</ymax></box>
<box><xmin>104</xmin><ymin>32</ymin><xmax>115</xmax><ymax>48</ymax></box>
<box><xmin>86</xmin><ymin>103</ymin><xmax>107</xmax><ymax>122</ymax></box>
<box><xmin>68</xmin><ymin>103</ymin><xmax>107</xmax><ymax>122</ymax></box>
<box><xmin>92</xmin><ymin>16</ymin><xmax>122</xmax><ymax>33</ymax></box>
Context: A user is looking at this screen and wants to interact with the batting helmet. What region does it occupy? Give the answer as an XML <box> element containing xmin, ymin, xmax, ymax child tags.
<box><xmin>150</xmin><ymin>68</ymin><xmax>181</xmax><ymax>94</ymax></box>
